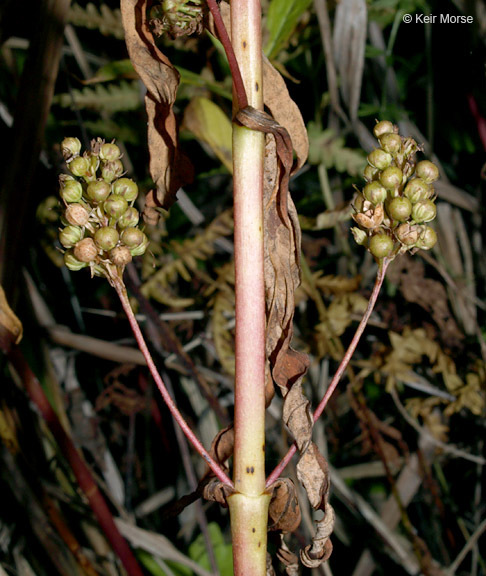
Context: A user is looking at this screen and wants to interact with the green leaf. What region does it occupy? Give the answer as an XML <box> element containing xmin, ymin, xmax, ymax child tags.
<box><xmin>183</xmin><ymin>97</ymin><xmax>233</xmax><ymax>172</ymax></box>
<box><xmin>53</xmin><ymin>82</ymin><xmax>141</xmax><ymax>112</ymax></box>
<box><xmin>177</xmin><ymin>67</ymin><xmax>232</xmax><ymax>101</ymax></box>
<box><xmin>189</xmin><ymin>523</ymin><xmax>233</xmax><ymax>576</ymax></box>
<box><xmin>264</xmin><ymin>0</ymin><xmax>313</xmax><ymax>58</ymax></box>
<box><xmin>84</xmin><ymin>59</ymin><xmax>137</xmax><ymax>84</ymax></box>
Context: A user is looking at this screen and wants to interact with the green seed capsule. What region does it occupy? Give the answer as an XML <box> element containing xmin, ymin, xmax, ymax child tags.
<box><xmin>373</xmin><ymin>121</ymin><xmax>394</xmax><ymax>139</ymax></box>
<box><xmin>113</xmin><ymin>178</ymin><xmax>138</xmax><ymax>202</ymax></box>
<box><xmin>386</xmin><ymin>196</ymin><xmax>412</xmax><ymax>222</ymax></box>
<box><xmin>415</xmin><ymin>160</ymin><xmax>439</xmax><ymax>184</ymax></box>
<box><xmin>403</xmin><ymin>178</ymin><xmax>430</xmax><ymax>203</ymax></box>
<box><xmin>64</xmin><ymin>249</ymin><xmax>88</xmax><ymax>271</ymax></box>
<box><xmin>118</xmin><ymin>207</ymin><xmax>140</xmax><ymax>229</ymax></box>
<box><xmin>69</xmin><ymin>156</ymin><xmax>90</xmax><ymax>178</ymax></box>
<box><xmin>416</xmin><ymin>226</ymin><xmax>437</xmax><ymax>250</ymax></box>
<box><xmin>59</xmin><ymin>225</ymin><xmax>84</xmax><ymax>248</ymax></box>
<box><xmin>73</xmin><ymin>238</ymin><xmax>98</xmax><ymax>263</ymax></box>
<box><xmin>363</xmin><ymin>181</ymin><xmax>387</xmax><ymax>205</ymax></box>
<box><xmin>100</xmin><ymin>143</ymin><xmax>122</xmax><ymax>162</ymax></box>
<box><xmin>60</xmin><ymin>180</ymin><xmax>83</xmax><ymax>203</ymax></box>
<box><xmin>87</xmin><ymin>180</ymin><xmax>111</xmax><ymax>203</ymax></box>
<box><xmin>380</xmin><ymin>166</ymin><xmax>403</xmax><ymax>190</ymax></box>
<box><xmin>104</xmin><ymin>194</ymin><xmax>128</xmax><ymax>219</ymax></box>
<box><xmin>379</xmin><ymin>133</ymin><xmax>402</xmax><ymax>156</ymax></box>
<box><xmin>351</xmin><ymin>227</ymin><xmax>368</xmax><ymax>246</ymax></box>
<box><xmin>363</xmin><ymin>165</ymin><xmax>379</xmax><ymax>182</ymax></box>
<box><xmin>411</xmin><ymin>199</ymin><xmax>436</xmax><ymax>223</ymax></box>
<box><xmin>368</xmin><ymin>149</ymin><xmax>392</xmax><ymax>170</ymax></box>
<box><xmin>121</xmin><ymin>227</ymin><xmax>145</xmax><ymax>248</ymax></box>
<box><xmin>129</xmin><ymin>234</ymin><xmax>149</xmax><ymax>256</ymax></box>
<box><xmin>61</xmin><ymin>137</ymin><xmax>82</xmax><ymax>160</ymax></box>
<box><xmin>94</xmin><ymin>227</ymin><xmax>119</xmax><ymax>251</ymax></box>
<box><xmin>369</xmin><ymin>234</ymin><xmax>394</xmax><ymax>259</ymax></box>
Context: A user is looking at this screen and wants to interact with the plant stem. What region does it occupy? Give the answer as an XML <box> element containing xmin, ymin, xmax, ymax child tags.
<box><xmin>0</xmin><ymin>334</ymin><xmax>144</xmax><ymax>576</ymax></box>
<box><xmin>228</xmin><ymin>0</ymin><xmax>269</xmax><ymax>572</ymax></box>
<box><xmin>113</xmin><ymin>279</ymin><xmax>233</xmax><ymax>488</ymax></box>
<box><xmin>266</xmin><ymin>258</ymin><xmax>390</xmax><ymax>487</ymax></box>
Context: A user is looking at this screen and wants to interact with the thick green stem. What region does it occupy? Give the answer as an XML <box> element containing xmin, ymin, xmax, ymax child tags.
<box><xmin>230</xmin><ymin>0</ymin><xmax>269</xmax><ymax>573</ymax></box>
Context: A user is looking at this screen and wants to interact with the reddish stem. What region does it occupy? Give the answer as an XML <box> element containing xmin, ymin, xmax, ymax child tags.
<box><xmin>113</xmin><ymin>280</ymin><xmax>233</xmax><ymax>488</ymax></box>
<box><xmin>0</xmin><ymin>334</ymin><xmax>144</xmax><ymax>576</ymax></box>
<box><xmin>206</xmin><ymin>0</ymin><xmax>248</xmax><ymax>110</ymax></box>
<box><xmin>266</xmin><ymin>259</ymin><xmax>390</xmax><ymax>487</ymax></box>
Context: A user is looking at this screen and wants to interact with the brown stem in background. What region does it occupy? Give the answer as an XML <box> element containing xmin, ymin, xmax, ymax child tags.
<box><xmin>266</xmin><ymin>259</ymin><xmax>390</xmax><ymax>486</ymax></box>
<box><xmin>0</xmin><ymin>329</ymin><xmax>145</xmax><ymax>576</ymax></box>
<box><xmin>0</xmin><ymin>0</ymin><xmax>70</xmax><ymax>302</ymax></box>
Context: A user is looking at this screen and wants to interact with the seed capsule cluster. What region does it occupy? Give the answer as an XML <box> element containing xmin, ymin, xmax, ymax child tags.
<box><xmin>58</xmin><ymin>138</ymin><xmax>149</xmax><ymax>277</ymax></box>
<box><xmin>351</xmin><ymin>121</ymin><xmax>439</xmax><ymax>261</ymax></box>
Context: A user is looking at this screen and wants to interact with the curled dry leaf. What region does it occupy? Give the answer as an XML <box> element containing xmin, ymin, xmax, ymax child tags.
<box><xmin>267</xmin><ymin>478</ymin><xmax>301</xmax><ymax>533</ymax></box>
<box><xmin>276</xmin><ymin>537</ymin><xmax>300</xmax><ymax>576</ymax></box>
<box><xmin>120</xmin><ymin>0</ymin><xmax>193</xmax><ymax>216</ymax></box>
<box><xmin>0</xmin><ymin>285</ymin><xmax>23</xmax><ymax>346</ymax></box>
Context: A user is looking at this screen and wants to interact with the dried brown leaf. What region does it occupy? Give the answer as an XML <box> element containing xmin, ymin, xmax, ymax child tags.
<box><xmin>0</xmin><ymin>285</ymin><xmax>22</xmax><ymax>345</ymax></box>
<box><xmin>296</xmin><ymin>442</ymin><xmax>329</xmax><ymax>510</ymax></box>
<box><xmin>267</xmin><ymin>478</ymin><xmax>301</xmax><ymax>533</ymax></box>
<box><xmin>120</xmin><ymin>0</ymin><xmax>193</xmax><ymax>214</ymax></box>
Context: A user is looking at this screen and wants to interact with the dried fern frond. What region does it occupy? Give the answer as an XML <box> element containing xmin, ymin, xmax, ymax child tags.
<box><xmin>54</xmin><ymin>82</ymin><xmax>141</xmax><ymax>112</ymax></box>
<box><xmin>69</xmin><ymin>3</ymin><xmax>124</xmax><ymax>39</ymax></box>
<box><xmin>141</xmin><ymin>210</ymin><xmax>234</xmax><ymax>304</ymax></box>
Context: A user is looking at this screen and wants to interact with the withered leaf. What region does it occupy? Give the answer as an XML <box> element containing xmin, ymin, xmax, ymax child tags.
<box><xmin>120</xmin><ymin>0</ymin><xmax>193</xmax><ymax>214</ymax></box>
<box><xmin>267</xmin><ymin>478</ymin><xmax>301</xmax><ymax>533</ymax></box>
<box><xmin>0</xmin><ymin>285</ymin><xmax>23</xmax><ymax>346</ymax></box>
<box><xmin>296</xmin><ymin>442</ymin><xmax>329</xmax><ymax>510</ymax></box>
<box><xmin>202</xmin><ymin>477</ymin><xmax>234</xmax><ymax>507</ymax></box>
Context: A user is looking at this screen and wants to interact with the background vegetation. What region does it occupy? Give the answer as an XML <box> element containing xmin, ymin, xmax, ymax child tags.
<box><xmin>0</xmin><ymin>0</ymin><xmax>485</xmax><ymax>574</ymax></box>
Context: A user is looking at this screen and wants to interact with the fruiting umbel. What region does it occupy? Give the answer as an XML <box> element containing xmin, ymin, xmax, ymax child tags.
<box><xmin>58</xmin><ymin>137</ymin><xmax>149</xmax><ymax>280</ymax></box>
<box><xmin>351</xmin><ymin>120</ymin><xmax>439</xmax><ymax>261</ymax></box>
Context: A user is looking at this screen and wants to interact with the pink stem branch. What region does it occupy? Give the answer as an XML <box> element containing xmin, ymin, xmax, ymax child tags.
<box><xmin>114</xmin><ymin>280</ymin><xmax>233</xmax><ymax>488</ymax></box>
<box><xmin>266</xmin><ymin>259</ymin><xmax>390</xmax><ymax>487</ymax></box>
<box><xmin>206</xmin><ymin>0</ymin><xmax>248</xmax><ymax>110</ymax></box>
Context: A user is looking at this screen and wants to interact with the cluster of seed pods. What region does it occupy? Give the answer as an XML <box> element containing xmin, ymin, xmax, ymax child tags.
<box><xmin>351</xmin><ymin>120</ymin><xmax>439</xmax><ymax>260</ymax></box>
<box><xmin>58</xmin><ymin>137</ymin><xmax>149</xmax><ymax>277</ymax></box>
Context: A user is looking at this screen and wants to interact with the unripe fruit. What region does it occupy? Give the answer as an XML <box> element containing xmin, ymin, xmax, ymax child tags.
<box><xmin>373</xmin><ymin>120</ymin><xmax>394</xmax><ymax>139</ymax></box>
<box><xmin>104</xmin><ymin>194</ymin><xmax>128</xmax><ymax>219</ymax></box>
<box><xmin>94</xmin><ymin>226</ymin><xmax>119</xmax><ymax>251</ymax></box>
<box><xmin>61</xmin><ymin>137</ymin><xmax>82</xmax><ymax>160</ymax></box>
<box><xmin>415</xmin><ymin>160</ymin><xmax>439</xmax><ymax>183</ymax></box>
<box><xmin>368</xmin><ymin>149</ymin><xmax>392</xmax><ymax>170</ymax></box>
<box><xmin>369</xmin><ymin>234</ymin><xmax>394</xmax><ymax>259</ymax></box>
<box><xmin>69</xmin><ymin>156</ymin><xmax>90</xmax><ymax>178</ymax></box>
<box><xmin>380</xmin><ymin>166</ymin><xmax>403</xmax><ymax>190</ymax></box>
<box><xmin>65</xmin><ymin>203</ymin><xmax>90</xmax><ymax>226</ymax></box>
<box><xmin>87</xmin><ymin>180</ymin><xmax>111</xmax><ymax>203</ymax></box>
<box><xmin>386</xmin><ymin>196</ymin><xmax>412</xmax><ymax>222</ymax></box>
<box><xmin>109</xmin><ymin>245</ymin><xmax>133</xmax><ymax>266</ymax></box>
<box><xmin>411</xmin><ymin>199</ymin><xmax>436</xmax><ymax>223</ymax></box>
<box><xmin>130</xmin><ymin>234</ymin><xmax>149</xmax><ymax>256</ymax></box>
<box><xmin>118</xmin><ymin>207</ymin><xmax>140</xmax><ymax>229</ymax></box>
<box><xmin>64</xmin><ymin>250</ymin><xmax>88</xmax><ymax>271</ymax></box>
<box><xmin>416</xmin><ymin>226</ymin><xmax>437</xmax><ymax>250</ymax></box>
<box><xmin>395</xmin><ymin>223</ymin><xmax>420</xmax><ymax>246</ymax></box>
<box><xmin>100</xmin><ymin>143</ymin><xmax>122</xmax><ymax>162</ymax></box>
<box><xmin>121</xmin><ymin>227</ymin><xmax>145</xmax><ymax>248</ymax></box>
<box><xmin>363</xmin><ymin>165</ymin><xmax>379</xmax><ymax>182</ymax></box>
<box><xmin>59</xmin><ymin>225</ymin><xmax>84</xmax><ymax>248</ymax></box>
<box><xmin>73</xmin><ymin>238</ymin><xmax>98</xmax><ymax>263</ymax></box>
<box><xmin>379</xmin><ymin>133</ymin><xmax>402</xmax><ymax>156</ymax></box>
<box><xmin>113</xmin><ymin>178</ymin><xmax>138</xmax><ymax>202</ymax></box>
<box><xmin>403</xmin><ymin>178</ymin><xmax>430</xmax><ymax>203</ymax></box>
<box><xmin>363</xmin><ymin>181</ymin><xmax>387</xmax><ymax>205</ymax></box>
<box><xmin>351</xmin><ymin>227</ymin><xmax>368</xmax><ymax>246</ymax></box>
<box><xmin>60</xmin><ymin>180</ymin><xmax>83</xmax><ymax>203</ymax></box>
<box><xmin>101</xmin><ymin>160</ymin><xmax>124</xmax><ymax>183</ymax></box>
